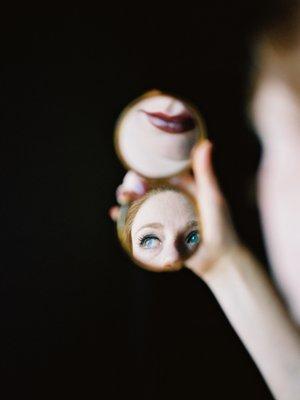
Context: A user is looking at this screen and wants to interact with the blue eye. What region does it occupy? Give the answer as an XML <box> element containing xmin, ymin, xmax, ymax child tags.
<box><xmin>139</xmin><ymin>235</ymin><xmax>160</xmax><ymax>249</ymax></box>
<box><xmin>186</xmin><ymin>230</ymin><xmax>200</xmax><ymax>248</ymax></box>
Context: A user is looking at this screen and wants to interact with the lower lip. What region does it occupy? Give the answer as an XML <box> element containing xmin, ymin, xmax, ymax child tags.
<box><xmin>142</xmin><ymin>112</ymin><xmax>196</xmax><ymax>134</ymax></box>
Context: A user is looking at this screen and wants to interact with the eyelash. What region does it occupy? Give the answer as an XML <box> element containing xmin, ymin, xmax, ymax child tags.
<box><xmin>185</xmin><ymin>229</ymin><xmax>200</xmax><ymax>246</ymax></box>
<box><xmin>137</xmin><ymin>231</ymin><xmax>199</xmax><ymax>246</ymax></box>
<box><xmin>137</xmin><ymin>234</ymin><xmax>160</xmax><ymax>247</ymax></box>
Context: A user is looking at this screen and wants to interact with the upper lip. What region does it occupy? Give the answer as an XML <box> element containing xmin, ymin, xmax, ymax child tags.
<box><xmin>140</xmin><ymin>110</ymin><xmax>196</xmax><ymax>133</ymax></box>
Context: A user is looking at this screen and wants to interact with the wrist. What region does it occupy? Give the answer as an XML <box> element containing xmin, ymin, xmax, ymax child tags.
<box><xmin>201</xmin><ymin>243</ymin><xmax>250</xmax><ymax>286</ymax></box>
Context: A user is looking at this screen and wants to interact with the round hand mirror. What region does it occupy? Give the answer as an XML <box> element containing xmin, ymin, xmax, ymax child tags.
<box><xmin>113</xmin><ymin>89</ymin><xmax>206</xmax><ymax>272</ymax></box>
<box><xmin>114</xmin><ymin>89</ymin><xmax>206</xmax><ymax>179</ymax></box>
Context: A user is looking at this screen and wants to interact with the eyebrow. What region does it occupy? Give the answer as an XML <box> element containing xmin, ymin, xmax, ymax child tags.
<box><xmin>136</xmin><ymin>220</ymin><xmax>198</xmax><ymax>234</ymax></box>
<box><xmin>136</xmin><ymin>223</ymin><xmax>163</xmax><ymax>234</ymax></box>
<box><xmin>187</xmin><ymin>220</ymin><xmax>199</xmax><ymax>229</ymax></box>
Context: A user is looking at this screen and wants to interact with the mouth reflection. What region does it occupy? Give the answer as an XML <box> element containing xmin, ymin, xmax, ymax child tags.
<box><xmin>140</xmin><ymin>110</ymin><xmax>196</xmax><ymax>133</ymax></box>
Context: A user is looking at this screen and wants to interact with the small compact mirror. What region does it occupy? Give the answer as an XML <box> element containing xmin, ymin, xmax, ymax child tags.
<box><xmin>117</xmin><ymin>185</ymin><xmax>201</xmax><ymax>272</ymax></box>
<box><xmin>114</xmin><ymin>90</ymin><xmax>206</xmax><ymax>179</ymax></box>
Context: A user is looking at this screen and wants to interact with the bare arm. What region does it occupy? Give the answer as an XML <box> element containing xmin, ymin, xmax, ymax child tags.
<box><xmin>186</xmin><ymin>141</ymin><xmax>300</xmax><ymax>400</ymax></box>
<box><xmin>109</xmin><ymin>140</ymin><xmax>300</xmax><ymax>398</ymax></box>
<box><xmin>203</xmin><ymin>246</ymin><xmax>300</xmax><ymax>399</ymax></box>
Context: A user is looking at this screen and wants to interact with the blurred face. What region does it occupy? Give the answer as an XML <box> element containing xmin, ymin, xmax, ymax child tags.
<box><xmin>252</xmin><ymin>74</ymin><xmax>300</xmax><ymax>147</ymax></box>
<box><xmin>131</xmin><ymin>190</ymin><xmax>200</xmax><ymax>271</ymax></box>
<box><xmin>117</xmin><ymin>91</ymin><xmax>203</xmax><ymax>178</ymax></box>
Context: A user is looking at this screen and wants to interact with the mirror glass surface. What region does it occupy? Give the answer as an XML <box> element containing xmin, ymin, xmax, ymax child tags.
<box><xmin>117</xmin><ymin>186</ymin><xmax>201</xmax><ymax>272</ymax></box>
<box><xmin>114</xmin><ymin>90</ymin><xmax>206</xmax><ymax>179</ymax></box>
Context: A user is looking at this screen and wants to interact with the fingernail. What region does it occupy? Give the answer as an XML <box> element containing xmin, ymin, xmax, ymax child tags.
<box><xmin>118</xmin><ymin>193</ymin><xmax>130</xmax><ymax>205</ymax></box>
<box><xmin>192</xmin><ymin>139</ymin><xmax>208</xmax><ymax>159</ymax></box>
<box><xmin>202</xmin><ymin>139</ymin><xmax>212</xmax><ymax>148</ymax></box>
<box><xmin>123</xmin><ymin>173</ymin><xmax>148</xmax><ymax>195</ymax></box>
<box><xmin>134</xmin><ymin>181</ymin><xmax>147</xmax><ymax>195</ymax></box>
<box><xmin>108</xmin><ymin>206</ymin><xmax>119</xmax><ymax>221</ymax></box>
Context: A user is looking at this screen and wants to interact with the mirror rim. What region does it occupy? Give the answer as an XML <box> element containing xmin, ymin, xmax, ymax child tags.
<box><xmin>116</xmin><ymin>182</ymin><xmax>202</xmax><ymax>273</ymax></box>
<box><xmin>113</xmin><ymin>88</ymin><xmax>207</xmax><ymax>180</ymax></box>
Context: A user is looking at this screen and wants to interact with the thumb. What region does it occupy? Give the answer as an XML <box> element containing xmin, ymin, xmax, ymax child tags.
<box><xmin>192</xmin><ymin>139</ymin><xmax>234</xmax><ymax>243</ymax></box>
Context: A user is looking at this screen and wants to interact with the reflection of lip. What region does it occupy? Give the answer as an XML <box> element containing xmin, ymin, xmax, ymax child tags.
<box><xmin>140</xmin><ymin>110</ymin><xmax>196</xmax><ymax>133</ymax></box>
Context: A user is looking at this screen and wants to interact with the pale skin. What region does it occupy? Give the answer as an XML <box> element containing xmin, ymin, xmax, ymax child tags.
<box><xmin>110</xmin><ymin>139</ymin><xmax>300</xmax><ymax>399</ymax></box>
<box><xmin>186</xmin><ymin>141</ymin><xmax>300</xmax><ymax>400</ymax></box>
<box><xmin>251</xmin><ymin>43</ymin><xmax>300</xmax><ymax>324</ymax></box>
<box><xmin>248</xmin><ymin>3</ymin><xmax>300</xmax><ymax>325</ymax></box>
<box><xmin>116</xmin><ymin>92</ymin><xmax>200</xmax><ymax>178</ymax></box>
<box><xmin>131</xmin><ymin>190</ymin><xmax>200</xmax><ymax>270</ymax></box>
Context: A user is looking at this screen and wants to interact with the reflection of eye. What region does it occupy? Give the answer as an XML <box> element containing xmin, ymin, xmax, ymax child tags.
<box><xmin>185</xmin><ymin>230</ymin><xmax>200</xmax><ymax>249</ymax></box>
<box><xmin>138</xmin><ymin>234</ymin><xmax>161</xmax><ymax>249</ymax></box>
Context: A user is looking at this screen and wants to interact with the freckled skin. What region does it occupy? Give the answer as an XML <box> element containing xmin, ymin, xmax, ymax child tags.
<box><xmin>131</xmin><ymin>190</ymin><xmax>200</xmax><ymax>271</ymax></box>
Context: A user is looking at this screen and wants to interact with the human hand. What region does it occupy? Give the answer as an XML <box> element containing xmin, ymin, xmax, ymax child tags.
<box><xmin>108</xmin><ymin>169</ymin><xmax>196</xmax><ymax>222</ymax></box>
<box><xmin>184</xmin><ymin>139</ymin><xmax>242</xmax><ymax>279</ymax></box>
<box><xmin>108</xmin><ymin>170</ymin><xmax>149</xmax><ymax>221</ymax></box>
<box><xmin>109</xmin><ymin>139</ymin><xmax>242</xmax><ymax>278</ymax></box>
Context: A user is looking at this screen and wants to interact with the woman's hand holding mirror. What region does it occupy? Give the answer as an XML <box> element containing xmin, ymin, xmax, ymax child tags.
<box><xmin>114</xmin><ymin>89</ymin><xmax>206</xmax><ymax>180</ymax></box>
<box><xmin>184</xmin><ymin>140</ymin><xmax>241</xmax><ymax>278</ymax></box>
<box><xmin>110</xmin><ymin>89</ymin><xmax>239</xmax><ymax>273</ymax></box>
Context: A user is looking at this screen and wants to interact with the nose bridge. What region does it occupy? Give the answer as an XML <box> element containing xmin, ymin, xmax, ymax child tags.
<box><xmin>163</xmin><ymin>239</ymin><xmax>181</xmax><ymax>266</ymax></box>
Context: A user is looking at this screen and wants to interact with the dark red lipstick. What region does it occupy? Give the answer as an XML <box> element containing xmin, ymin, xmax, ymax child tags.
<box><xmin>140</xmin><ymin>110</ymin><xmax>196</xmax><ymax>133</ymax></box>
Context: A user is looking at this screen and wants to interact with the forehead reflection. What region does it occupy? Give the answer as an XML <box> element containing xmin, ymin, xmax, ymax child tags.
<box><xmin>130</xmin><ymin>189</ymin><xmax>200</xmax><ymax>271</ymax></box>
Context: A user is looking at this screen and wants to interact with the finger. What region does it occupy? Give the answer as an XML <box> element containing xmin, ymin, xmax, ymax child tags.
<box><xmin>168</xmin><ymin>171</ymin><xmax>196</xmax><ymax>196</ymax></box>
<box><xmin>116</xmin><ymin>189</ymin><xmax>144</xmax><ymax>205</ymax></box>
<box><xmin>122</xmin><ymin>170</ymin><xmax>148</xmax><ymax>195</ymax></box>
<box><xmin>192</xmin><ymin>140</ymin><xmax>234</xmax><ymax>243</ymax></box>
<box><xmin>116</xmin><ymin>171</ymin><xmax>148</xmax><ymax>204</ymax></box>
<box><xmin>184</xmin><ymin>245</ymin><xmax>213</xmax><ymax>276</ymax></box>
<box><xmin>108</xmin><ymin>205</ymin><xmax>120</xmax><ymax>221</ymax></box>
<box><xmin>192</xmin><ymin>140</ymin><xmax>223</xmax><ymax>202</ymax></box>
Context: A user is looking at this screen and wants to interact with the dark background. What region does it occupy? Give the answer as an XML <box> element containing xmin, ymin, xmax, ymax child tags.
<box><xmin>1</xmin><ymin>4</ymin><xmax>289</xmax><ymax>399</ymax></box>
